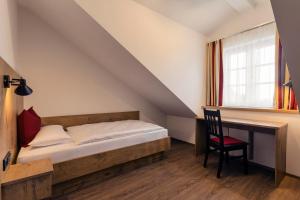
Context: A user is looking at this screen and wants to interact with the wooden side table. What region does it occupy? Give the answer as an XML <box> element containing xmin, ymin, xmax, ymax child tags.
<box><xmin>2</xmin><ymin>159</ymin><xmax>53</xmax><ymax>200</ymax></box>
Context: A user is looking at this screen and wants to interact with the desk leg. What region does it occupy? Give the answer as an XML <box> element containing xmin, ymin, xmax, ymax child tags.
<box><xmin>248</xmin><ymin>131</ymin><xmax>254</xmax><ymax>160</ymax></box>
<box><xmin>195</xmin><ymin>120</ymin><xmax>206</xmax><ymax>156</ymax></box>
<box><xmin>275</xmin><ymin>125</ymin><xmax>287</xmax><ymax>186</ymax></box>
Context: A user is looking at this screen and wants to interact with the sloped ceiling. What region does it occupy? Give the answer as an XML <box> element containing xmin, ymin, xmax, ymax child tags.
<box><xmin>18</xmin><ymin>0</ymin><xmax>196</xmax><ymax>117</ymax></box>
<box><xmin>74</xmin><ymin>0</ymin><xmax>206</xmax><ymax>116</ymax></box>
<box><xmin>134</xmin><ymin>0</ymin><xmax>268</xmax><ymax>36</ymax></box>
<box><xmin>271</xmin><ymin>0</ymin><xmax>300</xmax><ymax>106</ymax></box>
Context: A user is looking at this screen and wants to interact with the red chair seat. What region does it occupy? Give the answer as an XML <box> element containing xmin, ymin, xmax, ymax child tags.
<box><xmin>211</xmin><ymin>136</ymin><xmax>245</xmax><ymax>145</ymax></box>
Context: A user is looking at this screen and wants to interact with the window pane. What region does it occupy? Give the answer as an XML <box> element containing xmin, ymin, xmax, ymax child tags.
<box><xmin>254</xmin><ymin>45</ymin><xmax>275</xmax><ymax>65</ymax></box>
<box><xmin>255</xmin><ymin>65</ymin><xmax>275</xmax><ymax>83</ymax></box>
<box><xmin>255</xmin><ymin>84</ymin><xmax>275</xmax><ymax>108</ymax></box>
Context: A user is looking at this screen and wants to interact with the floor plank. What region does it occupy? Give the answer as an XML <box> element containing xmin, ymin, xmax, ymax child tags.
<box><xmin>54</xmin><ymin>140</ymin><xmax>300</xmax><ymax>200</ymax></box>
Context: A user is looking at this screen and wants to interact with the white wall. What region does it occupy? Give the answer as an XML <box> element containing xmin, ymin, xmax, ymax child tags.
<box><xmin>167</xmin><ymin>116</ymin><xmax>196</xmax><ymax>144</ymax></box>
<box><xmin>18</xmin><ymin>8</ymin><xmax>166</xmax><ymax>127</ymax></box>
<box><xmin>19</xmin><ymin>0</ymin><xmax>197</xmax><ymax>118</ymax></box>
<box><xmin>75</xmin><ymin>0</ymin><xmax>207</xmax><ymax>115</ymax></box>
<box><xmin>0</xmin><ymin>0</ymin><xmax>18</xmax><ymax>70</ymax></box>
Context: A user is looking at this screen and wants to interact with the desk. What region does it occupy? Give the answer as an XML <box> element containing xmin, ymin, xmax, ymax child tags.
<box><xmin>195</xmin><ymin>117</ymin><xmax>288</xmax><ymax>186</ymax></box>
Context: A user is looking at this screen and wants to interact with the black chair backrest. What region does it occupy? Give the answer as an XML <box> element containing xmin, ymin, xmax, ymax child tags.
<box><xmin>203</xmin><ymin>108</ymin><xmax>224</xmax><ymax>146</ymax></box>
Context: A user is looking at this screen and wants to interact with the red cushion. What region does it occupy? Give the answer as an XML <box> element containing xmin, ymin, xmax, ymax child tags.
<box><xmin>18</xmin><ymin>108</ymin><xmax>41</xmax><ymax>147</ymax></box>
<box><xmin>211</xmin><ymin>136</ymin><xmax>245</xmax><ymax>145</ymax></box>
<box><xmin>28</xmin><ymin>107</ymin><xmax>40</xmax><ymax>118</ymax></box>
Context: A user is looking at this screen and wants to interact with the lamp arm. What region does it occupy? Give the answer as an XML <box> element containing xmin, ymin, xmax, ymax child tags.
<box><xmin>10</xmin><ymin>79</ymin><xmax>21</xmax><ymax>85</ymax></box>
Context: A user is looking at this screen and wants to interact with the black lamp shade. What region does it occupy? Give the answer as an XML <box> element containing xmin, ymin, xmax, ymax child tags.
<box><xmin>15</xmin><ymin>85</ymin><xmax>33</xmax><ymax>96</ymax></box>
<box><xmin>14</xmin><ymin>78</ymin><xmax>33</xmax><ymax>96</ymax></box>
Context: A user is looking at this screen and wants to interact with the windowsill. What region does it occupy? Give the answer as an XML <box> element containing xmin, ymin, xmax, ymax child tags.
<box><xmin>203</xmin><ymin>106</ymin><xmax>299</xmax><ymax>114</ymax></box>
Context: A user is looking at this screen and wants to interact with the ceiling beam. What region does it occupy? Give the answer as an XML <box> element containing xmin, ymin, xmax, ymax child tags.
<box><xmin>225</xmin><ymin>0</ymin><xmax>256</xmax><ymax>13</ymax></box>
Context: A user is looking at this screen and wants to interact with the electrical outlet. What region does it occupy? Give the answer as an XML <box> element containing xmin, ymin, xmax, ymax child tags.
<box><xmin>3</xmin><ymin>151</ymin><xmax>11</xmax><ymax>171</ymax></box>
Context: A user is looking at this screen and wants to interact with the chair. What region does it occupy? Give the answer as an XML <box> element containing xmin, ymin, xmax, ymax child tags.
<box><xmin>203</xmin><ymin>108</ymin><xmax>248</xmax><ymax>178</ymax></box>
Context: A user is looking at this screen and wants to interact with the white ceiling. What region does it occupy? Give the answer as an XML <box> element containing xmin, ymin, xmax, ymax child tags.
<box><xmin>134</xmin><ymin>0</ymin><xmax>270</xmax><ymax>36</ymax></box>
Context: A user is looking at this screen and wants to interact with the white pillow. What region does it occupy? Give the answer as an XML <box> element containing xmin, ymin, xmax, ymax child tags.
<box><xmin>29</xmin><ymin>125</ymin><xmax>72</xmax><ymax>147</ymax></box>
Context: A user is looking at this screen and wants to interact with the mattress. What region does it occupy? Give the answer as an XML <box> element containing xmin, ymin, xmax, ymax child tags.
<box><xmin>67</xmin><ymin>120</ymin><xmax>163</xmax><ymax>145</ymax></box>
<box><xmin>17</xmin><ymin>129</ymin><xmax>168</xmax><ymax>164</ymax></box>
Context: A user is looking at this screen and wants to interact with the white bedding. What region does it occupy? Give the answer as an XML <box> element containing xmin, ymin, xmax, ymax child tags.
<box><xmin>17</xmin><ymin>128</ymin><xmax>168</xmax><ymax>164</ymax></box>
<box><xmin>67</xmin><ymin>120</ymin><xmax>163</xmax><ymax>145</ymax></box>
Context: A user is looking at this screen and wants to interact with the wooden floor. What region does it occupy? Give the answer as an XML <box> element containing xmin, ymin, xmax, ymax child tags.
<box><xmin>54</xmin><ymin>140</ymin><xmax>300</xmax><ymax>200</ymax></box>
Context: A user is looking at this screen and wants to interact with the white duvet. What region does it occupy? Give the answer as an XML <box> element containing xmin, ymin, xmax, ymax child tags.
<box><xmin>67</xmin><ymin>120</ymin><xmax>165</xmax><ymax>145</ymax></box>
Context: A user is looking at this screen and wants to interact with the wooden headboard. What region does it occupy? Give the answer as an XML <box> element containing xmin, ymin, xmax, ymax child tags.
<box><xmin>41</xmin><ymin>111</ymin><xmax>140</xmax><ymax>129</ymax></box>
<box><xmin>0</xmin><ymin>57</ymin><xmax>23</xmax><ymax>165</ymax></box>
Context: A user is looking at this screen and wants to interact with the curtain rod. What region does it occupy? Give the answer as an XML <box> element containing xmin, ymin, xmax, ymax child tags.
<box><xmin>211</xmin><ymin>21</ymin><xmax>276</xmax><ymax>42</ymax></box>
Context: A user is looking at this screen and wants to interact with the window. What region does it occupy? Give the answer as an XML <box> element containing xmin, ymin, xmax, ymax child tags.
<box><xmin>222</xmin><ymin>23</ymin><xmax>276</xmax><ymax>108</ymax></box>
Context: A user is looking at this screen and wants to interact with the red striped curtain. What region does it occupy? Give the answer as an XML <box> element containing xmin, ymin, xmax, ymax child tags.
<box><xmin>206</xmin><ymin>40</ymin><xmax>223</xmax><ymax>106</ymax></box>
<box><xmin>275</xmin><ymin>33</ymin><xmax>298</xmax><ymax>110</ymax></box>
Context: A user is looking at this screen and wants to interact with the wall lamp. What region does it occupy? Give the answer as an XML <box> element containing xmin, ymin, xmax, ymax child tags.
<box><xmin>3</xmin><ymin>75</ymin><xmax>33</xmax><ymax>96</ymax></box>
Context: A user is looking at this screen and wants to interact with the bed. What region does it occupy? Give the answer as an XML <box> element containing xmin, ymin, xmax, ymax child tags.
<box><xmin>17</xmin><ymin>111</ymin><xmax>171</xmax><ymax>184</ymax></box>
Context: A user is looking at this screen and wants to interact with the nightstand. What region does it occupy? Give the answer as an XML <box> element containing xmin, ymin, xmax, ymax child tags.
<box><xmin>2</xmin><ymin>159</ymin><xmax>53</xmax><ymax>200</ymax></box>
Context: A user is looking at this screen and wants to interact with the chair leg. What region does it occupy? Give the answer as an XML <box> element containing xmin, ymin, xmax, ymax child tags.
<box><xmin>203</xmin><ymin>146</ymin><xmax>209</xmax><ymax>168</ymax></box>
<box><xmin>243</xmin><ymin>146</ymin><xmax>248</xmax><ymax>175</ymax></box>
<box><xmin>217</xmin><ymin>150</ymin><xmax>224</xmax><ymax>178</ymax></box>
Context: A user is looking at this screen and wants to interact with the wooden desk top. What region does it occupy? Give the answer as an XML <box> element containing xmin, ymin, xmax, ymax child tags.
<box><xmin>196</xmin><ymin>117</ymin><xmax>288</xmax><ymax>130</ymax></box>
<box><xmin>2</xmin><ymin>159</ymin><xmax>53</xmax><ymax>186</ymax></box>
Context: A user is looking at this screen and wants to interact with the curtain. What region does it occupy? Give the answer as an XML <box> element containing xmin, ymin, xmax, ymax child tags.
<box><xmin>222</xmin><ymin>23</ymin><xmax>276</xmax><ymax>108</ymax></box>
<box><xmin>275</xmin><ymin>32</ymin><xmax>298</xmax><ymax>110</ymax></box>
<box><xmin>206</xmin><ymin>40</ymin><xmax>223</xmax><ymax>106</ymax></box>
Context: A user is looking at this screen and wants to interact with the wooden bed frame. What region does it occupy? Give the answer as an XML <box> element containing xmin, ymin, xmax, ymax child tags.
<box><xmin>41</xmin><ymin>111</ymin><xmax>171</xmax><ymax>184</ymax></box>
